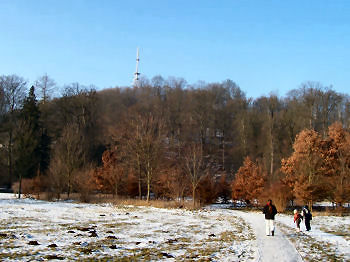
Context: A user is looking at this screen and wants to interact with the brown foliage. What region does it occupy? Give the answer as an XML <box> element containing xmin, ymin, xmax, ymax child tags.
<box><xmin>93</xmin><ymin>148</ymin><xmax>126</xmax><ymax>196</ymax></box>
<box><xmin>153</xmin><ymin>166</ymin><xmax>188</xmax><ymax>200</ymax></box>
<box><xmin>281</xmin><ymin>124</ymin><xmax>350</xmax><ymax>206</ymax></box>
<box><xmin>231</xmin><ymin>156</ymin><xmax>266</xmax><ymax>205</ymax></box>
<box><xmin>11</xmin><ymin>175</ymin><xmax>48</xmax><ymax>198</ymax></box>
<box><xmin>12</xmin><ymin>179</ymin><xmax>32</xmax><ymax>196</ymax></box>
<box><xmin>323</xmin><ymin>122</ymin><xmax>350</xmax><ymax>205</ymax></box>
<box><xmin>259</xmin><ymin>181</ymin><xmax>293</xmax><ymax>211</ymax></box>
<box><xmin>281</xmin><ymin>129</ymin><xmax>327</xmax><ymax>205</ymax></box>
<box><xmin>72</xmin><ymin>167</ymin><xmax>95</xmax><ymax>202</ymax></box>
<box><xmin>197</xmin><ymin>174</ymin><xmax>217</xmax><ymax>204</ymax></box>
<box><xmin>126</xmin><ymin>173</ymin><xmax>139</xmax><ymax>197</ymax></box>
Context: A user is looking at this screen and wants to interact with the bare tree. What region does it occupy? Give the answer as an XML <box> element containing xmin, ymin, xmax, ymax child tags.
<box><xmin>318</xmin><ymin>88</ymin><xmax>342</xmax><ymax>138</ymax></box>
<box><xmin>0</xmin><ymin>75</ymin><xmax>27</xmax><ymax>187</ymax></box>
<box><xmin>55</xmin><ymin>84</ymin><xmax>100</xmax><ymax>163</ymax></box>
<box><xmin>120</xmin><ymin>111</ymin><xmax>164</xmax><ymax>201</ymax></box>
<box><xmin>183</xmin><ymin>143</ymin><xmax>204</xmax><ymax>207</ymax></box>
<box><xmin>0</xmin><ymin>75</ymin><xmax>27</xmax><ymax>113</ymax></box>
<box><xmin>300</xmin><ymin>82</ymin><xmax>322</xmax><ymax>130</ymax></box>
<box><xmin>0</xmin><ymin>85</ymin><xmax>5</xmax><ymax>120</ymax></box>
<box><xmin>35</xmin><ymin>74</ymin><xmax>56</xmax><ymax>104</ymax></box>
<box><xmin>49</xmin><ymin>123</ymin><xmax>84</xmax><ymax>198</ymax></box>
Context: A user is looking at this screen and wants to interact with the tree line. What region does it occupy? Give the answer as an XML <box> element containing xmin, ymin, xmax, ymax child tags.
<box><xmin>0</xmin><ymin>74</ymin><xmax>349</xmax><ymax>209</ymax></box>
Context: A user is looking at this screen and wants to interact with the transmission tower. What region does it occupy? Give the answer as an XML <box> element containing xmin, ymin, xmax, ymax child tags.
<box><xmin>133</xmin><ymin>47</ymin><xmax>140</xmax><ymax>86</ymax></box>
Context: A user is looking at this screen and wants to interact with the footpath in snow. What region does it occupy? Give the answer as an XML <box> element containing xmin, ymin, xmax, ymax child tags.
<box><xmin>207</xmin><ymin>206</ymin><xmax>303</xmax><ymax>262</ymax></box>
<box><xmin>233</xmin><ymin>210</ymin><xmax>303</xmax><ymax>262</ymax></box>
<box><xmin>208</xmin><ymin>206</ymin><xmax>350</xmax><ymax>261</ymax></box>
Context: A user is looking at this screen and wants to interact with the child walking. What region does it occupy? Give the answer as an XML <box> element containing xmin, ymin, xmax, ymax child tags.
<box><xmin>293</xmin><ymin>209</ymin><xmax>303</xmax><ymax>232</ymax></box>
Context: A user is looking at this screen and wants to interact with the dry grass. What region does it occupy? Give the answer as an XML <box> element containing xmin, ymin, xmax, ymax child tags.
<box><xmin>276</xmin><ymin>221</ymin><xmax>346</xmax><ymax>262</ymax></box>
<box><xmin>108</xmin><ymin>198</ymin><xmax>195</xmax><ymax>209</ymax></box>
<box><xmin>310</xmin><ymin>210</ymin><xmax>350</xmax><ymax>217</ymax></box>
<box><xmin>30</xmin><ymin>192</ymin><xmax>197</xmax><ymax>210</ymax></box>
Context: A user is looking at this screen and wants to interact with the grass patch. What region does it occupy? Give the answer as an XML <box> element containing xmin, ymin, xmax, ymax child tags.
<box><xmin>277</xmin><ymin>221</ymin><xmax>345</xmax><ymax>262</ymax></box>
<box><xmin>218</xmin><ymin>231</ymin><xmax>242</xmax><ymax>242</ymax></box>
<box><xmin>0</xmin><ymin>251</ymin><xmax>36</xmax><ymax>260</ymax></box>
<box><xmin>107</xmin><ymin>198</ymin><xmax>194</xmax><ymax>210</ymax></box>
<box><xmin>319</xmin><ymin>225</ymin><xmax>350</xmax><ymax>241</ymax></box>
<box><xmin>173</xmin><ymin>236</ymin><xmax>192</xmax><ymax>243</ymax></box>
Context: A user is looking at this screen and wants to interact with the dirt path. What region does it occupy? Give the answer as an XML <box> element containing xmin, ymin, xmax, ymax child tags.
<box><xmin>233</xmin><ymin>210</ymin><xmax>303</xmax><ymax>262</ymax></box>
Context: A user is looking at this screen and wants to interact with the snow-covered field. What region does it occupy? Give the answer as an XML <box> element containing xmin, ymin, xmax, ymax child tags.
<box><xmin>0</xmin><ymin>194</ymin><xmax>256</xmax><ymax>261</ymax></box>
<box><xmin>276</xmin><ymin>213</ymin><xmax>350</xmax><ymax>261</ymax></box>
<box><xmin>0</xmin><ymin>193</ymin><xmax>349</xmax><ymax>261</ymax></box>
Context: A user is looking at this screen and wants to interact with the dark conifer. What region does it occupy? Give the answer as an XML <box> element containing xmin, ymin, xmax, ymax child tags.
<box><xmin>14</xmin><ymin>86</ymin><xmax>41</xmax><ymax>198</ymax></box>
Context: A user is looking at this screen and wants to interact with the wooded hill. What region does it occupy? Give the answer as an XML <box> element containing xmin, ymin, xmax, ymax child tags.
<box><xmin>1</xmin><ymin>74</ymin><xmax>349</xmax><ymax>209</ymax></box>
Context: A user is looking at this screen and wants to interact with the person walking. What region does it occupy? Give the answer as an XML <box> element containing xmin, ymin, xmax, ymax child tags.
<box><xmin>302</xmin><ymin>205</ymin><xmax>312</xmax><ymax>231</ymax></box>
<box><xmin>293</xmin><ymin>209</ymin><xmax>303</xmax><ymax>232</ymax></box>
<box><xmin>263</xmin><ymin>199</ymin><xmax>278</xmax><ymax>236</ymax></box>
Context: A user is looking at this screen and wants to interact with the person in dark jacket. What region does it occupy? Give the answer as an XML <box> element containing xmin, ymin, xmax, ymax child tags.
<box><xmin>302</xmin><ymin>205</ymin><xmax>312</xmax><ymax>231</ymax></box>
<box><xmin>263</xmin><ymin>199</ymin><xmax>278</xmax><ymax>236</ymax></box>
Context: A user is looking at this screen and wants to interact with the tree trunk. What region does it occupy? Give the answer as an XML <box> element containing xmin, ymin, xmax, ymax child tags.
<box><xmin>138</xmin><ymin>174</ymin><xmax>142</xmax><ymax>200</ymax></box>
<box><xmin>270</xmin><ymin>144</ymin><xmax>274</xmax><ymax>177</ymax></box>
<box><xmin>308</xmin><ymin>200</ymin><xmax>313</xmax><ymax>212</ymax></box>
<box><xmin>146</xmin><ymin>177</ymin><xmax>150</xmax><ymax>202</ymax></box>
<box><xmin>67</xmin><ymin>173</ymin><xmax>71</xmax><ymax>199</ymax></box>
<box><xmin>18</xmin><ymin>174</ymin><xmax>22</xmax><ymax>199</ymax></box>
<box><xmin>137</xmin><ymin>157</ymin><xmax>142</xmax><ymax>200</ymax></box>
<box><xmin>146</xmin><ymin>167</ymin><xmax>151</xmax><ymax>202</ymax></box>
<box><xmin>114</xmin><ymin>181</ymin><xmax>118</xmax><ymax>198</ymax></box>
<box><xmin>241</xmin><ymin>119</ymin><xmax>247</xmax><ymax>156</ymax></box>
<box><xmin>8</xmin><ymin>131</ymin><xmax>13</xmax><ymax>187</ymax></box>
<box><xmin>222</xmin><ymin>135</ymin><xmax>225</xmax><ymax>170</ymax></box>
<box><xmin>269</xmin><ymin>115</ymin><xmax>274</xmax><ymax>177</ymax></box>
<box><xmin>192</xmin><ymin>185</ymin><xmax>196</xmax><ymax>208</ymax></box>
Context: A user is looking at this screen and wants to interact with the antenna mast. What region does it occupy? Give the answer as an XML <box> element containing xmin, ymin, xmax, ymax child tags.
<box><xmin>133</xmin><ymin>47</ymin><xmax>140</xmax><ymax>86</ymax></box>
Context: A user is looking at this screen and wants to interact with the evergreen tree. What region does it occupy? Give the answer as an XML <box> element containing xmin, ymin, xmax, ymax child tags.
<box><xmin>14</xmin><ymin>86</ymin><xmax>41</xmax><ymax>198</ymax></box>
<box><xmin>38</xmin><ymin>128</ymin><xmax>51</xmax><ymax>175</ymax></box>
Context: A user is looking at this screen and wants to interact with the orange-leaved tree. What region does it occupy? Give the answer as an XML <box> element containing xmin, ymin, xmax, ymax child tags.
<box><xmin>94</xmin><ymin>148</ymin><xmax>126</xmax><ymax>197</ymax></box>
<box><xmin>281</xmin><ymin>129</ymin><xmax>329</xmax><ymax>208</ymax></box>
<box><xmin>323</xmin><ymin>122</ymin><xmax>350</xmax><ymax>206</ymax></box>
<box><xmin>153</xmin><ymin>165</ymin><xmax>188</xmax><ymax>201</ymax></box>
<box><xmin>231</xmin><ymin>156</ymin><xmax>266</xmax><ymax>206</ymax></box>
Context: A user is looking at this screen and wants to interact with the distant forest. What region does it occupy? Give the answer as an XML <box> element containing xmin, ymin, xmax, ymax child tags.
<box><xmin>1</xmin><ymin>74</ymin><xmax>349</xmax><ymax>210</ymax></box>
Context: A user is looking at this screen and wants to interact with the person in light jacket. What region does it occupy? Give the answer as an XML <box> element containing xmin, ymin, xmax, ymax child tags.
<box><xmin>263</xmin><ymin>199</ymin><xmax>278</xmax><ymax>236</ymax></box>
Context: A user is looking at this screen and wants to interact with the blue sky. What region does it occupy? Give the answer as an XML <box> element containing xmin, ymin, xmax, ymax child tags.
<box><xmin>0</xmin><ymin>0</ymin><xmax>349</xmax><ymax>98</ymax></box>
